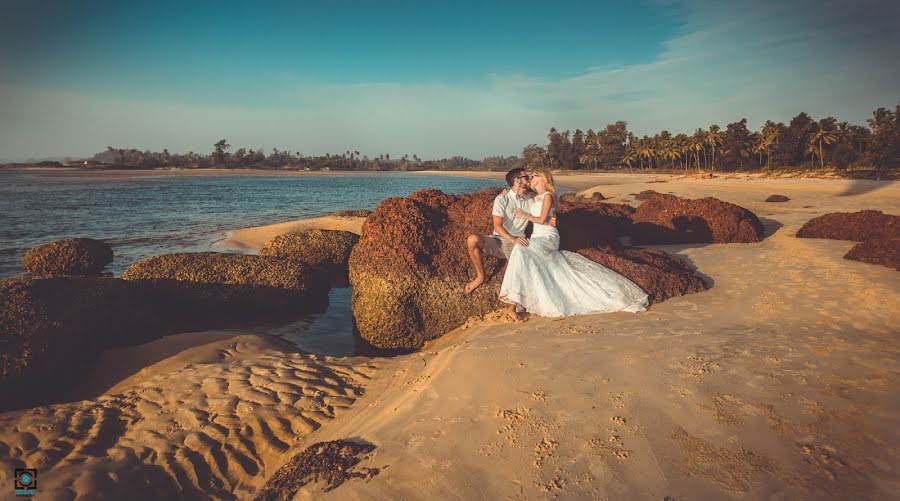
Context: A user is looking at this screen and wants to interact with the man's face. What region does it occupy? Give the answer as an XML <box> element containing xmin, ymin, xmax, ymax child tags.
<box><xmin>514</xmin><ymin>172</ymin><xmax>531</xmax><ymax>190</ymax></box>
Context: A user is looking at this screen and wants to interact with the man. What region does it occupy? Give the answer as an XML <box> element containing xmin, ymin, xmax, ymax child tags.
<box><xmin>465</xmin><ymin>167</ymin><xmax>554</xmax><ymax>319</ymax></box>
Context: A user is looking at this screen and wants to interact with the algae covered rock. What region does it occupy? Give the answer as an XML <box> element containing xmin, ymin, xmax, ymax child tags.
<box><xmin>349</xmin><ymin>189</ymin><xmax>505</xmax><ymax>350</ymax></box>
<box><xmin>331</xmin><ymin>209</ymin><xmax>372</xmax><ymax>218</ymax></box>
<box><xmin>765</xmin><ymin>195</ymin><xmax>790</xmax><ymax>202</ymax></box>
<box><xmin>22</xmin><ymin>237</ymin><xmax>113</xmax><ymax>276</ymax></box>
<box><xmin>844</xmin><ymin>236</ymin><xmax>900</xmax><ymax>270</ymax></box>
<box><xmin>0</xmin><ymin>276</ymin><xmax>162</xmax><ymax>410</ymax></box>
<box><xmin>576</xmin><ymin>247</ymin><xmax>709</xmax><ymax>304</ymax></box>
<box><xmin>121</xmin><ymin>252</ymin><xmax>330</xmax><ymax>329</ymax></box>
<box><xmin>349</xmin><ymin>188</ymin><xmax>710</xmax><ymax>351</ymax></box>
<box><xmin>796</xmin><ymin>210</ymin><xmax>897</xmax><ymax>242</ymax></box>
<box><xmin>557</xmin><ymin>197</ymin><xmax>635</xmax><ymax>250</ymax></box>
<box><xmin>260</xmin><ymin>229</ymin><xmax>359</xmax><ymax>267</ymax></box>
<box><xmin>629</xmin><ymin>191</ymin><xmax>764</xmax><ymax>244</ymax></box>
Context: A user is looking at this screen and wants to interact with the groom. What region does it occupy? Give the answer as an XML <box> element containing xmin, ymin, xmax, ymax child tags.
<box><xmin>465</xmin><ymin>167</ymin><xmax>553</xmax><ymax>319</ymax></box>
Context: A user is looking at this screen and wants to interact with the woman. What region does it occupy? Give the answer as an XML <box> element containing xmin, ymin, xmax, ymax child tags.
<box><xmin>499</xmin><ymin>170</ymin><xmax>649</xmax><ymax>320</ymax></box>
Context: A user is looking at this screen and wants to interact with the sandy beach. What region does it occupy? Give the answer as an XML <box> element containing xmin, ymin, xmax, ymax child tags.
<box><xmin>1</xmin><ymin>172</ymin><xmax>897</xmax><ymax>499</ymax></box>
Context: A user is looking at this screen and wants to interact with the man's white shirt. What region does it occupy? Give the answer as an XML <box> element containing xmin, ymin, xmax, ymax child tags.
<box><xmin>491</xmin><ymin>190</ymin><xmax>533</xmax><ymax>238</ymax></box>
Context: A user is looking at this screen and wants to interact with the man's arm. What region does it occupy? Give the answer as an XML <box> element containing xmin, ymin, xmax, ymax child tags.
<box><xmin>493</xmin><ymin>215</ymin><xmax>529</xmax><ymax>246</ymax></box>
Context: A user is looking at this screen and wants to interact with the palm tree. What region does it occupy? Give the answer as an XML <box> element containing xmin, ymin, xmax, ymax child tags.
<box><xmin>808</xmin><ymin>123</ymin><xmax>839</xmax><ymax>169</ymax></box>
<box><xmin>622</xmin><ymin>147</ymin><xmax>638</xmax><ymax>169</ymax></box>
<box><xmin>705</xmin><ymin>125</ymin><xmax>724</xmax><ymax>170</ymax></box>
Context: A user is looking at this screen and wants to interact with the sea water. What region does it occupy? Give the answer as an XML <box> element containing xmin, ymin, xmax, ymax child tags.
<box><xmin>0</xmin><ymin>170</ymin><xmax>505</xmax><ymax>356</ymax></box>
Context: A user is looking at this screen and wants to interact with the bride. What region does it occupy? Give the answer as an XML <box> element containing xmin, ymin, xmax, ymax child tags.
<box><xmin>499</xmin><ymin>170</ymin><xmax>649</xmax><ymax>320</ymax></box>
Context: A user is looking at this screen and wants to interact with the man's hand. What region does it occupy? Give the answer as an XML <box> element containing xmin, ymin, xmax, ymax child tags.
<box><xmin>514</xmin><ymin>236</ymin><xmax>529</xmax><ymax>247</ymax></box>
<box><xmin>549</xmin><ymin>215</ymin><xmax>558</xmax><ymax>227</ymax></box>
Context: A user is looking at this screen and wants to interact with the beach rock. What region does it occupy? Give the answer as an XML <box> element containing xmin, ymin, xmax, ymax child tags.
<box><xmin>556</xmin><ymin>197</ymin><xmax>635</xmax><ymax>250</ymax></box>
<box><xmin>796</xmin><ymin>210</ymin><xmax>898</xmax><ymax>242</ymax></box>
<box><xmin>629</xmin><ymin>191</ymin><xmax>764</xmax><ymax>244</ymax></box>
<box><xmin>254</xmin><ymin>440</ymin><xmax>379</xmax><ymax>500</ymax></box>
<box><xmin>22</xmin><ymin>237</ymin><xmax>113</xmax><ymax>276</ymax></box>
<box><xmin>0</xmin><ymin>276</ymin><xmax>162</xmax><ymax>410</ymax></box>
<box><xmin>350</xmin><ymin>189</ymin><xmax>504</xmax><ymax>350</ymax></box>
<box><xmin>765</xmin><ymin>195</ymin><xmax>790</xmax><ymax>202</ymax></box>
<box><xmin>260</xmin><ymin>229</ymin><xmax>359</xmax><ymax>267</ymax></box>
<box><xmin>122</xmin><ymin>252</ymin><xmax>330</xmax><ymax>329</ymax></box>
<box><xmin>350</xmin><ymin>188</ymin><xmax>710</xmax><ymax>350</ymax></box>
<box><xmin>844</xmin><ymin>236</ymin><xmax>900</xmax><ymax>270</ymax></box>
<box><xmin>331</xmin><ymin>209</ymin><xmax>372</xmax><ymax>218</ymax></box>
<box><xmin>576</xmin><ymin>247</ymin><xmax>709</xmax><ymax>304</ymax></box>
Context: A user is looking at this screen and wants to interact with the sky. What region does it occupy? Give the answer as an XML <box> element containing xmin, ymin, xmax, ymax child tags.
<box><xmin>0</xmin><ymin>0</ymin><xmax>898</xmax><ymax>161</ymax></box>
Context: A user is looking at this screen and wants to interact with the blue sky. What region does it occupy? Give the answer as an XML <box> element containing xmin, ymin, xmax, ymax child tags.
<box><xmin>0</xmin><ymin>0</ymin><xmax>898</xmax><ymax>161</ymax></box>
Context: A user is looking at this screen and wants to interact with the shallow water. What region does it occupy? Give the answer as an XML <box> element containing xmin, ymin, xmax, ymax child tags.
<box><xmin>0</xmin><ymin>170</ymin><xmax>504</xmax><ymax>278</ymax></box>
<box><xmin>0</xmin><ymin>170</ymin><xmax>504</xmax><ymax>357</ymax></box>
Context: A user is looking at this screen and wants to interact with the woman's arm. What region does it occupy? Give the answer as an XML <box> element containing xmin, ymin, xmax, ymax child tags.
<box><xmin>514</xmin><ymin>194</ymin><xmax>554</xmax><ymax>224</ymax></box>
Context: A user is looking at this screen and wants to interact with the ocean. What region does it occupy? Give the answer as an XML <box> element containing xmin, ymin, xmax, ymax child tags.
<box><xmin>0</xmin><ymin>169</ymin><xmax>506</xmax><ymax>356</ymax></box>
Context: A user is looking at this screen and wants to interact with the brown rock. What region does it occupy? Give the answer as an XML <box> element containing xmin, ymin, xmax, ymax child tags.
<box><xmin>254</xmin><ymin>440</ymin><xmax>379</xmax><ymax>500</ymax></box>
<box><xmin>349</xmin><ymin>189</ymin><xmax>504</xmax><ymax>350</ymax></box>
<box><xmin>22</xmin><ymin>238</ymin><xmax>113</xmax><ymax>276</ymax></box>
<box><xmin>350</xmin><ymin>188</ymin><xmax>708</xmax><ymax>350</ymax></box>
<box><xmin>629</xmin><ymin>191</ymin><xmax>764</xmax><ymax>244</ymax></box>
<box><xmin>576</xmin><ymin>247</ymin><xmax>709</xmax><ymax>304</ymax></box>
<box><xmin>331</xmin><ymin>209</ymin><xmax>372</xmax><ymax>218</ymax></box>
<box><xmin>844</xmin><ymin>236</ymin><xmax>900</xmax><ymax>270</ymax></box>
<box><xmin>796</xmin><ymin>210</ymin><xmax>898</xmax><ymax>242</ymax></box>
<box><xmin>260</xmin><ymin>229</ymin><xmax>360</xmax><ymax>267</ymax></box>
<box><xmin>0</xmin><ymin>276</ymin><xmax>162</xmax><ymax>410</ymax></box>
<box><xmin>765</xmin><ymin>195</ymin><xmax>790</xmax><ymax>202</ymax></box>
<box><xmin>121</xmin><ymin>252</ymin><xmax>330</xmax><ymax>330</ymax></box>
<box><xmin>556</xmin><ymin>197</ymin><xmax>635</xmax><ymax>250</ymax></box>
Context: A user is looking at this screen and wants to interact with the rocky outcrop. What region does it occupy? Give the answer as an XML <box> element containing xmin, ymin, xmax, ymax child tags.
<box><xmin>797</xmin><ymin>210</ymin><xmax>898</xmax><ymax>270</ymax></box>
<box><xmin>260</xmin><ymin>229</ymin><xmax>359</xmax><ymax>267</ymax></box>
<box><xmin>331</xmin><ymin>209</ymin><xmax>372</xmax><ymax>218</ymax></box>
<box><xmin>349</xmin><ymin>189</ymin><xmax>504</xmax><ymax>350</ymax></box>
<box><xmin>122</xmin><ymin>252</ymin><xmax>330</xmax><ymax>330</ymax></box>
<box><xmin>576</xmin><ymin>247</ymin><xmax>709</xmax><ymax>304</ymax></box>
<box><xmin>349</xmin><ymin>189</ymin><xmax>710</xmax><ymax>351</ymax></box>
<box><xmin>796</xmin><ymin>210</ymin><xmax>898</xmax><ymax>242</ymax></box>
<box><xmin>22</xmin><ymin>238</ymin><xmax>113</xmax><ymax>276</ymax></box>
<box><xmin>629</xmin><ymin>191</ymin><xmax>764</xmax><ymax>244</ymax></box>
<box><xmin>765</xmin><ymin>195</ymin><xmax>790</xmax><ymax>202</ymax></box>
<box><xmin>556</xmin><ymin>197</ymin><xmax>635</xmax><ymax>250</ymax></box>
<box><xmin>0</xmin><ymin>276</ymin><xmax>162</xmax><ymax>410</ymax></box>
<box><xmin>844</xmin><ymin>237</ymin><xmax>900</xmax><ymax>270</ymax></box>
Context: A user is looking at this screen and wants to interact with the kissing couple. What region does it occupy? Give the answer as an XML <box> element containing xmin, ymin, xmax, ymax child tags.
<box><xmin>465</xmin><ymin>167</ymin><xmax>649</xmax><ymax>321</ymax></box>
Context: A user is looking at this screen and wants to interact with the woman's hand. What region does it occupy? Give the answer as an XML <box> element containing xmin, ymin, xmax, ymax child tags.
<box><xmin>514</xmin><ymin>208</ymin><xmax>530</xmax><ymax>220</ymax></box>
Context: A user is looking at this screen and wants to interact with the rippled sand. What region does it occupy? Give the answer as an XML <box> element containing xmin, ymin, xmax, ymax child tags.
<box><xmin>1</xmin><ymin>173</ymin><xmax>897</xmax><ymax>499</ymax></box>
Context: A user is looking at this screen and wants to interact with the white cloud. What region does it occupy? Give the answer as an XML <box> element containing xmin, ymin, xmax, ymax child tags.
<box><xmin>0</xmin><ymin>0</ymin><xmax>897</xmax><ymax>161</ymax></box>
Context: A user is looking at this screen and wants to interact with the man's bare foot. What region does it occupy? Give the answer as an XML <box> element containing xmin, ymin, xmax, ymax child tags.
<box><xmin>465</xmin><ymin>275</ymin><xmax>485</xmax><ymax>294</ymax></box>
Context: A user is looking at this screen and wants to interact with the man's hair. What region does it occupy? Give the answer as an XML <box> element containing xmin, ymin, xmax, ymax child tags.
<box><xmin>505</xmin><ymin>167</ymin><xmax>526</xmax><ymax>187</ymax></box>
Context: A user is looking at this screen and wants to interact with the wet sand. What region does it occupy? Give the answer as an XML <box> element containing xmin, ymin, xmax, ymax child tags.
<box><xmin>1</xmin><ymin>173</ymin><xmax>897</xmax><ymax>499</ymax></box>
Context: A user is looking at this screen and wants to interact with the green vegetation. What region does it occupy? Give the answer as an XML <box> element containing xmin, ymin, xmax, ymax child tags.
<box><xmin>79</xmin><ymin>105</ymin><xmax>899</xmax><ymax>173</ymax></box>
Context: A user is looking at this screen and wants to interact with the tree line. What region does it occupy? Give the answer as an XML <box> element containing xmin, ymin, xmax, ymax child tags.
<box><xmin>526</xmin><ymin>106</ymin><xmax>899</xmax><ymax>172</ymax></box>
<box><xmin>86</xmin><ymin>105</ymin><xmax>898</xmax><ymax>172</ymax></box>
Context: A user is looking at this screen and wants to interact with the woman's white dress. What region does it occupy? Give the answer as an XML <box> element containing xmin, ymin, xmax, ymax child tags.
<box><xmin>499</xmin><ymin>193</ymin><xmax>649</xmax><ymax>317</ymax></box>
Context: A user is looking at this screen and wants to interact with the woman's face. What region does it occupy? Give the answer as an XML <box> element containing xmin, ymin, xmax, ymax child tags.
<box><xmin>530</xmin><ymin>173</ymin><xmax>542</xmax><ymax>190</ymax></box>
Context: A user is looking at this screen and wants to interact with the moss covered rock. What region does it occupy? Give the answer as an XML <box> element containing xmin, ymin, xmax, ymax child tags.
<box><xmin>629</xmin><ymin>191</ymin><xmax>764</xmax><ymax>244</ymax></box>
<box><xmin>349</xmin><ymin>189</ymin><xmax>709</xmax><ymax>351</ymax></box>
<box><xmin>260</xmin><ymin>229</ymin><xmax>359</xmax><ymax>267</ymax></box>
<box><xmin>121</xmin><ymin>252</ymin><xmax>330</xmax><ymax>330</ymax></box>
<box><xmin>22</xmin><ymin>238</ymin><xmax>113</xmax><ymax>276</ymax></box>
<box><xmin>331</xmin><ymin>209</ymin><xmax>372</xmax><ymax>218</ymax></box>
<box><xmin>0</xmin><ymin>276</ymin><xmax>162</xmax><ymax>410</ymax></box>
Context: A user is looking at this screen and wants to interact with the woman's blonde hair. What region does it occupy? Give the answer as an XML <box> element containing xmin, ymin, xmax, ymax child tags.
<box><xmin>534</xmin><ymin>170</ymin><xmax>557</xmax><ymax>195</ymax></box>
